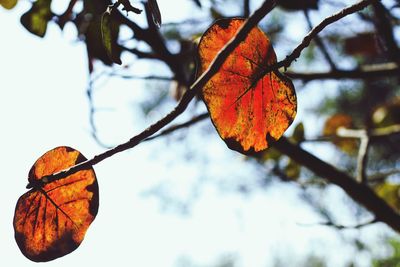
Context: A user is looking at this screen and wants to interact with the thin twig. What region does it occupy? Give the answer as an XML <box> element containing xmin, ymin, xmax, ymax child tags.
<box><xmin>144</xmin><ymin>112</ymin><xmax>209</xmax><ymax>141</ymax></box>
<box><xmin>303</xmin><ymin>10</ymin><xmax>337</xmax><ymax>70</ymax></box>
<box><xmin>299</xmin><ymin>218</ymin><xmax>378</xmax><ymax>230</ymax></box>
<box><xmin>244</xmin><ymin>0</ymin><xmax>377</xmax><ymax>92</ymax></box>
<box><xmin>286</xmin><ymin>62</ymin><xmax>399</xmax><ymax>81</ymax></box>
<box><xmin>356</xmin><ymin>132</ymin><xmax>370</xmax><ymax>183</ymax></box>
<box><xmin>110</xmin><ymin>73</ymin><xmax>175</xmax><ymax>81</ymax></box>
<box><xmin>244</xmin><ymin>0</ymin><xmax>251</xmax><ymax>17</ymax></box>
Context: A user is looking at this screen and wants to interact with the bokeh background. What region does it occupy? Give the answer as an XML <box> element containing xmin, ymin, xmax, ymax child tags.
<box><xmin>1</xmin><ymin>0</ymin><xmax>400</xmax><ymax>266</ymax></box>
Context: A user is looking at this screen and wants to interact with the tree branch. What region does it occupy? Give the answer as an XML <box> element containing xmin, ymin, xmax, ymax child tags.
<box><xmin>273</xmin><ymin>137</ymin><xmax>400</xmax><ymax>233</ymax></box>
<box><xmin>29</xmin><ymin>0</ymin><xmax>279</xmax><ymax>188</ymax></box>
<box><xmin>356</xmin><ymin>132</ymin><xmax>370</xmax><ymax>183</ymax></box>
<box><xmin>244</xmin><ymin>0</ymin><xmax>250</xmax><ymax>17</ymax></box>
<box><xmin>303</xmin><ymin>10</ymin><xmax>337</xmax><ymax>70</ymax></box>
<box><xmin>299</xmin><ymin>218</ymin><xmax>378</xmax><ymax>230</ymax></box>
<box><xmin>372</xmin><ymin>1</ymin><xmax>400</xmax><ymax>67</ymax></box>
<box><xmin>286</xmin><ymin>62</ymin><xmax>399</xmax><ymax>81</ymax></box>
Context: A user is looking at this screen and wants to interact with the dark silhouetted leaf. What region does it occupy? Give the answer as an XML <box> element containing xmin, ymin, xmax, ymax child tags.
<box><xmin>120</xmin><ymin>0</ymin><xmax>142</xmax><ymax>14</ymax></box>
<box><xmin>101</xmin><ymin>11</ymin><xmax>122</xmax><ymax>65</ymax></box>
<box><xmin>76</xmin><ymin>0</ymin><xmax>122</xmax><ymax>70</ymax></box>
<box><xmin>198</xmin><ymin>18</ymin><xmax>297</xmax><ymax>154</ymax></box>
<box><xmin>344</xmin><ymin>33</ymin><xmax>379</xmax><ymax>57</ymax></box>
<box><xmin>20</xmin><ymin>0</ymin><xmax>53</xmax><ymax>37</ymax></box>
<box><xmin>14</xmin><ymin>146</ymin><xmax>99</xmax><ymax>262</ymax></box>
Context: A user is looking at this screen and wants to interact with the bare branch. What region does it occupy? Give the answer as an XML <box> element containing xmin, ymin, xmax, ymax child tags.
<box><xmin>356</xmin><ymin>133</ymin><xmax>370</xmax><ymax>183</ymax></box>
<box><xmin>144</xmin><ymin>112</ymin><xmax>209</xmax><ymax>141</ymax></box>
<box><xmin>29</xmin><ymin>0</ymin><xmax>279</xmax><ymax>188</ymax></box>
<box><xmin>286</xmin><ymin>62</ymin><xmax>399</xmax><ymax>81</ymax></box>
<box><xmin>244</xmin><ymin>0</ymin><xmax>250</xmax><ymax>17</ymax></box>
<box><xmin>245</xmin><ymin>0</ymin><xmax>378</xmax><ymax>91</ymax></box>
<box><xmin>303</xmin><ymin>10</ymin><xmax>337</xmax><ymax>70</ymax></box>
<box><xmin>299</xmin><ymin>218</ymin><xmax>378</xmax><ymax>230</ymax></box>
<box><xmin>273</xmin><ymin>137</ymin><xmax>400</xmax><ymax>233</ymax></box>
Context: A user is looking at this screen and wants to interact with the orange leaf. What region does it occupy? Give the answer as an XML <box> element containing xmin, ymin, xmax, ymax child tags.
<box><xmin>13</xmin><ymin>146</ymin><xmax>99</xmax><ymax>262</ymax></box>
<box><xmin>323</xmin><ymin>114</ymin><xmax>358</xmax><ymax>154</ymax></box>
<box><xmin>198</xmin><ymin>18</ymin><xmax>297</xmax><ymax>153</ymax></box>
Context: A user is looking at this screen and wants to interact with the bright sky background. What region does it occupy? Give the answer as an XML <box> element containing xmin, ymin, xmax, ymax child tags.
<box><xmin>0</xmin><ymin>0</ymin><xmax>394</xmax><ymax>266</ymax></box>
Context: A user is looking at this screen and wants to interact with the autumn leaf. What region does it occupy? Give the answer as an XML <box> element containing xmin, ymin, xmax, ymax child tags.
<box><xmin>323</xmin><ymin>113</ymin><xmax>358</xmax><ymax>154</ymax></box>
<box><xmin>13</xmin><ymin>146</ymin><xmax>99</xmax><ymax>262</ymax></box>
<box><xmin>198</xmin><ymin>18</ymin><xmax>297</xmax><ymax>154</ymax></box>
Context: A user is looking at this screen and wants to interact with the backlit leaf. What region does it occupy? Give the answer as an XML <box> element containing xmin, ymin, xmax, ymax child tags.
<box><xmin>20</xmin><ymin>0</ymin><xmax>53</xmax><ymax>37</ymax></box>
<box><xmin>14</xmin><ymin>146</ymin><xmax>99</xmax><ymax>262</ymax></box>
<box><xmin>198</xmin><ymin>18</ymin><xmax>297</xmax><ymax>154</ymax></box>
<box><xmin>0</xmin><ymin>0</ymin><xmax>17</xmax><ymax>9</ymax></box>
<box><xmin>101</xmin><ymin>11</ymin><xmax>122</xmax><ymax>65</ymax></box>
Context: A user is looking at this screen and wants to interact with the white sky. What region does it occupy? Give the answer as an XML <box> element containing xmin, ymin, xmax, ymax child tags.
<box><xmin>0</xmin><ymin>1</ymin><xmax>394</xmax><ymax>266</ymax></box>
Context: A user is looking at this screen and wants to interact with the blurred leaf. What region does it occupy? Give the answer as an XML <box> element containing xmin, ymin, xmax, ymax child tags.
<box><xmin>285</xmin><ymin>159</ymin><xmax>301</xmax><ymax>180</ymax></box>
<box><xmin>375</xmin><ymin>182</ymin><xmax>400</xmax><ymax>211</ymax></box>
<box><xmin>77</xmin><ymin>0</ymin><xmax>122</xmax><ymax>69</ymax></box>
<box><xmin>323</xmin><ymin>114</ymin><xmax>358</xmax><ymax>154</ymax></box>
<box><xmin>0</xmin><ymin>0</ymin><xmax>17</xmax><ymax>9</ymax></box>
<box><xmin>101</xmin><ymin>12</ymin><xmax>122</xmax><ymax>65</ymax></box>
<box><xmin>20</xmin><ymin>0</ymin><xmax>53</xmax><ymax>37</ymax></box>
<box><xmin>14</xmin><ymin>146</ymin><xmax>99</xmax><ymax>262</ymax></box>
<box><xmin>372</xmin><ymin>98</ymin><xmax>400</xmax><ymax>128</ymax></box>
<box><xmin>344</xmin><ymin>33</ymin><xmax>379</xmax><ymax>57</ymax></box>
<box><xmin>291</xmin><ymin>122</ymin><xmax>305</xmax><ymax>143</ymax></box>
<box><xmin>198</xmin><ymin>18</ymin><xmax>297</xmax><ymax>154</ymax></box>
